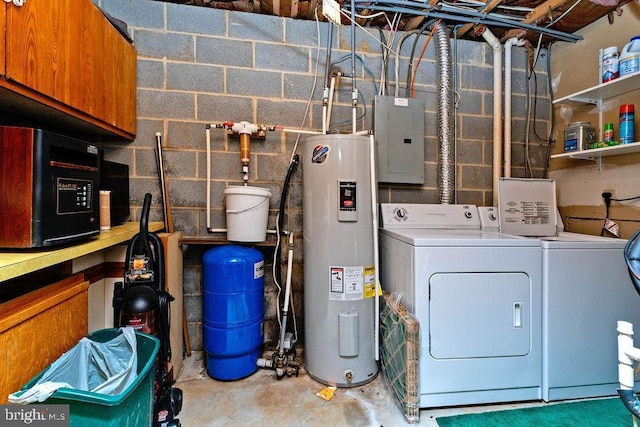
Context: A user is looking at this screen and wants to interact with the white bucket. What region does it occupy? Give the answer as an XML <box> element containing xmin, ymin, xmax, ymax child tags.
<box><xmin>224</xmin><ymin>185</ymin><xmax>271</xmax><ymax>242</ymax></box>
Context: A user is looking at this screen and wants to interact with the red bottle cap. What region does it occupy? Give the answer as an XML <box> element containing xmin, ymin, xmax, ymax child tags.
<box><xmin>621</xmin><ymin>104</ymin><xmax>635</xmax><ymax>114</ymax></box>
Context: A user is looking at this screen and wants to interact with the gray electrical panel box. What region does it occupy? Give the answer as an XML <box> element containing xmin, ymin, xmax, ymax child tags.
<box><xmin>373</xmin><ymin>95</ymin><xmax>425</xmax><ymax>184</ymax></box>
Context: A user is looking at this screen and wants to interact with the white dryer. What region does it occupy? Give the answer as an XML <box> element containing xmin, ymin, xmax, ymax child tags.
<box><xmin>379</xmin><ymin>203</ymin><xmax>542</xmax><ymax>408</ymax></box>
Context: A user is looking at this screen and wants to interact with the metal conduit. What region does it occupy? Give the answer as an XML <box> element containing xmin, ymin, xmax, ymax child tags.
<box><xmin>349</xmin><ymin>2</ymin><xmax>582</xmax><ymax>43</ymax></box>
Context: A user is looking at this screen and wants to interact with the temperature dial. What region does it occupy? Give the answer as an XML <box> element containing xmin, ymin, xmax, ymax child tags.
<box><xmin>394</xmin><ymin>207</ymin><xmax>408</xmax><ymax>222</ymax></box>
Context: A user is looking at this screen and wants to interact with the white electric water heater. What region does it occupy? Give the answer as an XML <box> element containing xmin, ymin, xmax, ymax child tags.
<box><xmin>301</xmin><ymin>134</ymin><xmax>379</xmax><ymax>387</ymax></box>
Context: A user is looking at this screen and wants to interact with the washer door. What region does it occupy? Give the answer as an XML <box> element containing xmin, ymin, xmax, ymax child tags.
<box><xmin>429</xmin><ymin>272</ymin><xmax>531</xmax><ymax>359</ymax></box>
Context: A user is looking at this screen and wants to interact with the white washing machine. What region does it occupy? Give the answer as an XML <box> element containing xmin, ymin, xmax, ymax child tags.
<box><xmin>539</xmin><ymin>231</ymin><xmax>640</xmax><ymax>401</ymax></box>
<box><xmin>494</xmin><ymin>178</ymin><xmax>640</xmax><ymax>402</ymax></box>
<box><xmin>379</xmin><ymin>203</ymin><xmax>542</xmax><ymax>408</ymax></box>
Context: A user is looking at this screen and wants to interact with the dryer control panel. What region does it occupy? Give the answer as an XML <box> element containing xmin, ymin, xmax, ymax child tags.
<box><xmin>380</xmin><ymin>203</ymin><xmax>480</xmax><ymax>229</ymax></box>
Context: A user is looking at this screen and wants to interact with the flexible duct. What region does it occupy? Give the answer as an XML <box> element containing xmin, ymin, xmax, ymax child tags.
<box><xmin>435</xmin><ymin>21</ymin><xmax>455</xmax><ymax>204</ymax></box>
<box><xmin>504</xmin><ymin>36</ymin><xmax>525</xmax><ymax>178</ymax></box>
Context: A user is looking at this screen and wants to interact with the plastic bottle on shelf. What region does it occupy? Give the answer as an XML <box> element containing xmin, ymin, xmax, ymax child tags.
<box><xmin>620</xmin><ymin>104</ymin><xmax>635</xmax><ymax>144</ymax></box>
<box><xmin>604</xmin><ymin>122</ymin><xmax>614</xmax><ymax>144</ymax></box>
<box><xmin>620</xmin><ymin>36</ymin><xmax>640</xmax><ymax>77</ymax></box>
<box><xmin>602</xmin><ymin>46</ymin><xmax>620</xmax><ymax>83</ymax></box>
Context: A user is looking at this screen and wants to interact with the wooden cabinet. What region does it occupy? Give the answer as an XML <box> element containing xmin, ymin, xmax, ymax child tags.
<box><xmin>0</xmin><ymin>274</ymin><xmax>89</xmax><ymax>404</ymax></box>
<box><xmin>0</xmin><ymin>223</ymin><xmax>167</xmax><ymax>403</ymax></box>
<box><xmin>0</xmin><ymin>0</ymin><xmax>137</xmax><ymax>141</ymax></box>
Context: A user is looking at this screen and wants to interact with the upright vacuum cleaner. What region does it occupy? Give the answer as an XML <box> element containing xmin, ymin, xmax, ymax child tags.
<box><xmin>113</xmin><ymin>193</ymin><xmax>183</xmax><ymax>427</ymax></box>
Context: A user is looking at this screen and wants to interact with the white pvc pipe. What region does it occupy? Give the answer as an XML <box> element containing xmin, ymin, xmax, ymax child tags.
<box><xmin>327</xmin><ymin>75</ymin><xmax>337</xmax><ymax>133</ymax></box>
<box><xmin>618</xmin><ymin>321</ymin><xmax>640</xmax><ymax>390</ymax></box>
<box><xmin>369</xmin><ymin>133</ymin><xmax>380</xmax><ymax>361</ymax></box>
<box><xmin>352</xmin><ymin>95</ymin><xmax>358</xmax><ymax>134</ymax></box>
<box><xmin>480</xmin><ymin>28</ymin><xmax>503</xmax><ymax>206</ymax></box>
<box><xmin>271</xmin><ymin>126</ymin><xmax>324</xmax><ymax>135</ymax></box>
<box><xmin>206</xmin><ymin>126</ymin><xmax>212</xmax><ymax>230</ymax></box>
<box><xmin>322</xmin><ymin>86</ymin><xmax>329</xmax><ymax>134</ymax></box>
<box><xmin>277</xmin><ymin>232</ymin><xmax>295</xmax><ymax>356</ymax></box>
<box><xmin>504</xmin><ymin>37</ymin><xmax>525</xmax><ymax>179</ymax></box>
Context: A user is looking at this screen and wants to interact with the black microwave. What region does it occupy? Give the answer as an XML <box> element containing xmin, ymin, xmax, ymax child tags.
<box><xmin>0</xmin><ymin>126</ymin><xmax>101</xmax><ymax>248</ymax></box>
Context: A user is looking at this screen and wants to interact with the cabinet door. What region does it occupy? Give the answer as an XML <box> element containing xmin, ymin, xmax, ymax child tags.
<box><xmin>0</xmin><ymin>274</ymin><xmax>89</xmax><ymax>404</ymax></box>
<box><xmin>0</xmin><ymin>5</ymin><xmax>5</xmax><ymax>75</ymax></box>
<box><xmin>4</xmin><ymin>0</ymin><xmax>136</xmax><ymax>138</ymax></box>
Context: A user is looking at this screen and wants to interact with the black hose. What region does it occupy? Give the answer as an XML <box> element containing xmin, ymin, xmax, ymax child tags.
<box><xmin>275</xmin><ymin>155</ymin><xmax>299</xmax><ymax>332</ymax></box>
<box><xmin>277</xmin><ymin>155</ymin><xmax>299</xmax><ymax>237</ymax></box>
<box><xmin>137</xmin><ymin>193</ymin><xmax>152</xmax><ymax>255</ymax></box>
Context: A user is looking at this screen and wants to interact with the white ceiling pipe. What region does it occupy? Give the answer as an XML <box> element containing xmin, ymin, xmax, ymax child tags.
<box><xmin>477</xmin><ymin>26</ymin><xmax>503</xmax><ymax>206</ymax></box>
<box><xmin>504</xmin><ymin>36</ymin><xmax>526</xmax><ymax>179</ymax></box>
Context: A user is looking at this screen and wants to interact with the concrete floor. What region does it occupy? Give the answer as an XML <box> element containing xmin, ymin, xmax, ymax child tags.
<box><xmin>174</xmin><ymin>351</ymin><xmax>554</xmax><ymax>426</ymax></box>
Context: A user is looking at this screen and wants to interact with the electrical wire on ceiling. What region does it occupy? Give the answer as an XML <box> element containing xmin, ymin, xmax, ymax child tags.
<box><xmin>393</xmin><ymin>28</ymin><xmax>420</xmax><ymax>97</ymax></box>
<box><xmin>342</xmin><ymin>9</ymin><xmax>404</xmax><ymax>97</ymax></box>
<box><xmin>347</xmin><ymin>0</ymin><xmax>583</xmax><ymax>43</ymax></box>
<box><xmin>405</xmin><ymin>19</ymin><xmax>437</xmax><ymax>98</ymax></box>
<box><xmin>378</xmin><ymin>28</ymin><xmax>391</xmax><ymax>96</ymax></box>
<box><xmin>331</xmin><ymin>53</ymin><xmax>380</xmax><ymax>96</ymax></box>
<box><xmin>546</xmin><ymin>0</ymin><xmax>584</xmax><ymax>27</ymax></box>
<box><xmin>411</xmin><ymin>19</ymin><xmax>441</xmax><ymax>98</ymax></box>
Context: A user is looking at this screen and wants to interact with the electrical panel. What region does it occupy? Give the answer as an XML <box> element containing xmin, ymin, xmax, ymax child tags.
<box><xmin>373</xmin><ymin>95</ymin><xmax>425</xmax><ymax>184</ymax></box>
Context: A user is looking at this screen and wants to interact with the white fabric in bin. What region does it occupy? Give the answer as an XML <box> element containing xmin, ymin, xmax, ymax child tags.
<box><xmin>9</xmin><ymin>327</ymin><xmax>138</xmax><ymax>404</ymax></box>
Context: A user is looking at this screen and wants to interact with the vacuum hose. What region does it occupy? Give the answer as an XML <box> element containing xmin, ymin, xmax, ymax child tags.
<box><xmin>618</xmin><ymin>389</ymin><xmax>640</xmax><ymax>417</ymax></box>
<box><xmin>618</xmin><ymin>230</ymin><xmax>640</xmax><ymax>417</ymax></box>
<box><xmin>624</xmin><ymin>228</ymin><xmax>640</xmax><ymax>297</ymax></box>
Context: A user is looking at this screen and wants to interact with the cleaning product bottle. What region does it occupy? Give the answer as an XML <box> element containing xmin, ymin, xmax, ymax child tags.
<box><xmin>620</xmin><ymin>104</ymin><xmax>635</xmax><ymax>144</ymax></box>
<box><xmin>604</xmin><ymin>122</ymin><xmax>614</xmax><ymax>144</ymax></box>
<box><xmin>620</xmin><ymin>36</ymin><xmax>640</xmax><ymax>77</ymax></box>
<box><xmin>602</xmin><ymin>46</ymin><xmax>620</xmax><ymax>83</ymax></box>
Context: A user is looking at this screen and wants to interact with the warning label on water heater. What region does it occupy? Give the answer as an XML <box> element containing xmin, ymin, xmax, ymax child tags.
<box><xmin>330</xmin><ymin>266</ymin><xmax>364</xmax><ymax>301</ymax></box>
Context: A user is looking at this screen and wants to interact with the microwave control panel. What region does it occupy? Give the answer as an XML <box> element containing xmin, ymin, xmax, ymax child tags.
<box><xmin>57</xmin><ymin>178</ymin><xmax>93</xmax><ymax>214</ymax></box>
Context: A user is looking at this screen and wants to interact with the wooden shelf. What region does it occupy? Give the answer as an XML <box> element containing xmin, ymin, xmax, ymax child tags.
<box><xmin>180</xmin><ymin>235</ymin><xmax>278</xmax><ymax>247</ymax></box>
<box><xmin>553</xmin><ymin>72</ymin><xmax>640</xmax><ymax>106</ymax></box>
<box><xmin>0</xmin><ymin>222</ymin><xmax>164</xmax><ymax>283</ymax></box>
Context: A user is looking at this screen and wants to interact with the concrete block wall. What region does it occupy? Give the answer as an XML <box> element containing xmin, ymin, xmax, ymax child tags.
<box><xmin>98</xmin><ymin>0</ymin><xmax>551</xmax><ymax>351</ymax></box>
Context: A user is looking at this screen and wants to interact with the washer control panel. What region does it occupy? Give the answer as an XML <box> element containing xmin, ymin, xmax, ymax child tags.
<box><xmin>478</xmin><ymin>206</ymin><xmax>500</xmax><ymax>230</ymax></box>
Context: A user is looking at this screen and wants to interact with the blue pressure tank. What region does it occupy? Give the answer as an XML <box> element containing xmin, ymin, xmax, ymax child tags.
<box><xmin>202</xmin><ymin>245</ymin><xmax>265</xmax><ymax>380</ymax></box>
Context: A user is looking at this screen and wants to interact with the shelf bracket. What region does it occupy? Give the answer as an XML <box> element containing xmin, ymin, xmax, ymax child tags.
<box><xmin>589</xmin><ymin>155</ymin><xmax>603</xmax><ymax>173</ymax></box>
<box><xmin>596</xmin><ymin>99</ymin><xmax>604</xmax><ymax>141</ymax></box>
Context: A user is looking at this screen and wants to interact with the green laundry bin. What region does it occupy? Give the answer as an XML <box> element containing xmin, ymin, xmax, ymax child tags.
<box><xmin>19</xmin><ymin>328</ymin><xmax>159</xmax><ymax>427</ymax></box>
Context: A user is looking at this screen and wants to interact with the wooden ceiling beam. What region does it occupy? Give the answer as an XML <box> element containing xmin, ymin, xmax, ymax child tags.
<box><xmin>403</xmin><ymin>0</ymin><xmax>439</xmax><ymax>31</ymax></box>
<box><xmin>501</xmin><ymin>0</ymin><xmax>575</xmax><ymax>41</ymax></box>
<box><xmin>456</xmin><ymin>0</ymin><xmax>503</xmax><ymax>38</ymax></box>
